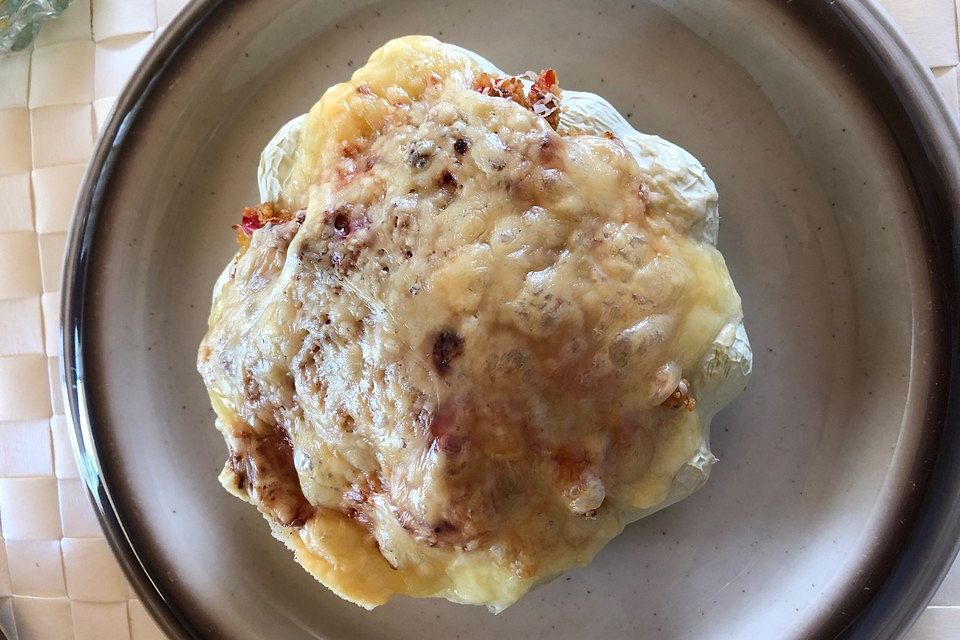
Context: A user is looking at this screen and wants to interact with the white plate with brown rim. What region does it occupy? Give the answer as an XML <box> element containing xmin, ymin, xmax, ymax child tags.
<box><xmin>62</xmin><ymin>1</ymin><xmax>960</xmax><ymax>638</ymax></box>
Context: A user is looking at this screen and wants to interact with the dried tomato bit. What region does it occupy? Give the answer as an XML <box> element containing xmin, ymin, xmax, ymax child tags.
<box><xmin>231</xmin><ymin>202</ymin><xmax>297</xmax><ymax>250</ymax></box>
<box><xmin>529</xmin><ymin>69</ymin><xmax>562</xmax><ymax>129</ymax></box>
<box><xmin>240</xmin><ymin>212</ymin><xmax>264</xmax><ymax>235</ymax></box>
<box><xmin>235</xmin><ymin>202</ymin><xmax>293</xmax><ymax>237</ymax></box>
<box><xmin>473</xmin><ymin>72</ymin><xmax>498</xmax><ymax>96</ymax></box>
<box><xmin>498</xmin><ymin>76</ymin><xmax>528</xmax><ymax>107</ymax></box>
<box><xmin>473</xmin><ymin>69</ymin><xmax>563</xmax><ymax>130</ymax></box>
<box><xmin>531</xmin><ymin>69</ymin><xmax>559</xmax><ymax>98</ymax></box>
<box><xmin>472</xmin><ymin>73</ymin><xmax>530</xmax><ymax>109</ymax></box>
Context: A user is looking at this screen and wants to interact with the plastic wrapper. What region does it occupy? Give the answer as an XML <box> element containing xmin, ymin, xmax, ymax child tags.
<box><xmin>0</xmin><ymin>0</ymin><xmax>71</xmax><ymax>53</ymax></box>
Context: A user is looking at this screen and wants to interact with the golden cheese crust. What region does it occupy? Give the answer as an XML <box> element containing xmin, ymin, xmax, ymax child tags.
<box><xmin>198</xmin><ymin>36</ymin><xmax>747</xmax><ymax>611</ymax></box>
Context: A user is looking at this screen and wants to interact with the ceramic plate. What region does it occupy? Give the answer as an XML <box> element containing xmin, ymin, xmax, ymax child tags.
<box><xmin>62</xmin><ymin>1</ymin><xmax>960</xmax><ymax>638</ymax></box>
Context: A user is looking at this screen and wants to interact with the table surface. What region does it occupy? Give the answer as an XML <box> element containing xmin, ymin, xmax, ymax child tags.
<box><xmin>0</xmin><ymin>1</ymin><xmax>958</xmax><ymax>638</ymax></box>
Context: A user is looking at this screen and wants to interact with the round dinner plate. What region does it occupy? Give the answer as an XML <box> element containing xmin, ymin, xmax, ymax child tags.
<box><xmin>62</xmin><ymin>1</ymin><xmax>960</xmax><ymax>638</ymax></box>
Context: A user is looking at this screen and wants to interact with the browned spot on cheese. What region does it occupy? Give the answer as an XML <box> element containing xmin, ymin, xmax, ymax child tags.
<box><xmin>332</xmin><ymin>206</ymin><xmax>351</xmax><ymax>235</ymax></box>
<box><xmin>537</xmin><ymin>132</ymin><xmax>565</xmax><ymax>169</ymax></box>
<box><xmin>227</xmin><ymin>424</ymin><xmax>315</xmax><ymax>527</ymax></box>
<box><xmin>432</xmin><ymin>330</ymin><xmax>464</xmax><ymax>373</ymax></box>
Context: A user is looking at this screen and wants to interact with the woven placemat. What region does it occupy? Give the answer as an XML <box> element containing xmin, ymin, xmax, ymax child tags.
<box><xmin>0</xmin><ymin>1</ymin><xmax>956</xmax><ymax>638</ymax></box>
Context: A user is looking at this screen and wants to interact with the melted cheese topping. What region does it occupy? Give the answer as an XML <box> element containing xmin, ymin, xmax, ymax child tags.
<box><xmin>198</xmin><ymin>36</ymin><xmax>748</xmax><ymax>612</ymax></box>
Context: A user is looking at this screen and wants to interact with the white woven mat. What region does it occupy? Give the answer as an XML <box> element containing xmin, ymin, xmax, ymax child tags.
<box><xmin>0</xmin><ymin>1</ymin><xmax>956</xmax><ymax>638</ymax></box>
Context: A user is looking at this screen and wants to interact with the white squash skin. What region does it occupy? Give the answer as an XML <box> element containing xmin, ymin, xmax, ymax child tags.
<box><xmin>203</xmin><ymin>36</ymin><xmax>753</xmax><ymax>612</ymax></box>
